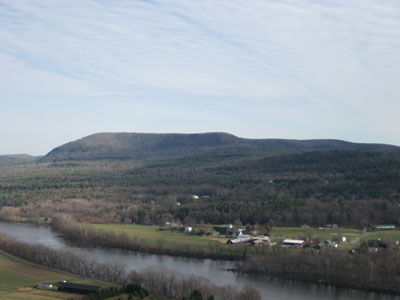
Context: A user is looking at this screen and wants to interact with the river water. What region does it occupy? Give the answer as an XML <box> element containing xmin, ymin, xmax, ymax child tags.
<box><xmin>0</xmin><ymin>222</ymin><xmax>398</xmax><ymax>300</ymax></box>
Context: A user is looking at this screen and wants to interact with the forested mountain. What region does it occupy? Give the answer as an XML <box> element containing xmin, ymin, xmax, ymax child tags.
<box><xmin>1</xmin><ymin>133</ymin><xmax>400</xmax><ymax>227</ymax></box>
<box><xmin>41</xmin><ymin>132</ymin><xmax>398</xmax><ymax>162</ymax></box>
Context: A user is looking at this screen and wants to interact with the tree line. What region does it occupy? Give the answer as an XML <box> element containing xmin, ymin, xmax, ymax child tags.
<box><xmin>51</xmin><ymin>214</ymin><xmax>248</xmax><ymax>260</ymax></box>
<box><xmin>235</xmin><ymin>247</ymin><xmax>400</xmax><ymax>294</ymax></box>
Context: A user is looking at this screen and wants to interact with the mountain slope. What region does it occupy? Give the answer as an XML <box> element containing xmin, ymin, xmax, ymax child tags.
<box><xmin>41</xmin><ymin>132</ymin><xmax>399</xmax><ymax>162</ymax></box>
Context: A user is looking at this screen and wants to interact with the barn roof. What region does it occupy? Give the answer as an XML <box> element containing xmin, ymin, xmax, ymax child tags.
<box><xmin>57</xmin><ymin>282</ymin><xmax>101</xmax><ymax>293</ymax></box>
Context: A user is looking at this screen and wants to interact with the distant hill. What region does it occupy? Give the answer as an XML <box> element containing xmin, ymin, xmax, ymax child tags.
<box><xmin>40</xmin><ymin>132</ymin><xmax>399</xmax><ymax>162</ymax></box>
<box><xmin>0</xmin><ymin>154</ymin><xmax>38</xmax><ymax>166</ymax></box>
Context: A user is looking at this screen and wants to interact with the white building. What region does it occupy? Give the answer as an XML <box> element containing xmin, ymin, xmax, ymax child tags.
<box><xmin>283</xmin><ymin>239</ymin><xmax>305</xmax><ymax>246</ymax></box>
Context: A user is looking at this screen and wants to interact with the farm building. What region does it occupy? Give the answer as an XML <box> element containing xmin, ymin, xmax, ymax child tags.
<box><xmin>227</xmin><ymin>235</ymin><xmax>270</xmax><ymax>245</ymax></box>
<box><xmin>375</xmin><ymin>225</ymin><xmax>396</xmax><ymax>230</ymax></box>
<box><xmin>282</xmin><ymin>239</ymin><xmax>306</xmax><ymax>246</ymax></box>
<box><xmin>227</xmin><ymin>234</ymin><xmax>252</xmax><ymax>244</ymax></box>
<box><xmin>57</xmin><ymin>282</ymin><xmax>101</xmax><ymax>294</ymax></box>
<box><xmin>251</xmin><ymin>239</ymin><xmax>275</xmax><ymax>247</ymax></box>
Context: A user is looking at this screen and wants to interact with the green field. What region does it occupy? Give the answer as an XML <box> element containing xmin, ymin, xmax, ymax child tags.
<box><xmin>93</xmin><ymin>223</ymin><xmax>229</xmax><ymax>251</ymax></box>
<box><xmin>269</xmin><ymin>226</ymin><xmax>363</xmax><ymax>242</ymax></box>
<box><xmin>0</xmin><ymin>252</ymin><xmax>111</xmax><ymax>300</ymax></box>
<box><xmin>93</xmin><ymin>223</ymin><xmax>371</xmax><ymax>250</ymax></box>
<box><xmin>92</xmin><ymin>223</ymin><xmax>400</xmax><ymax>255</ymax></box>
<box><xmin>363</xmin><ymin>230</ymin><xmax>400</xmax><ymax>242</ymax></box>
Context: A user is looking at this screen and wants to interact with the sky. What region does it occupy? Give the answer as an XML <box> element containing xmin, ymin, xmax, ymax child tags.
<box><xmin>1</xmin><ymin>0</ymin><xmax>400</xmax><ymax>155</ymax></box>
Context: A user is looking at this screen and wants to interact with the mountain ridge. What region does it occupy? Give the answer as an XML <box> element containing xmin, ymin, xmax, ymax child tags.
<box><xmin>40</xmin><ymin>132</ymin><xmax>399</xmax><ymax>162</ymax></box>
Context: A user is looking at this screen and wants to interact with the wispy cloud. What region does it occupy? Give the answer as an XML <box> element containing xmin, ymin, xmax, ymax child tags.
<box><xmin>1</xmin><ymin>0</ymin><xmax>400</xmax><ymax>154</ymax></box>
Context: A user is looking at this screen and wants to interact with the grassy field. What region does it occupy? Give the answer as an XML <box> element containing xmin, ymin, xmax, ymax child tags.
<box><xmin>94</xmin><ymin>223</ymin><xmax>371</xmax><ymax>248</ymax></box>
<box><xmin>93</xmin><ymin>223</ymin><xmax>229</xmax><ymax>251</ymax></box>
<box><xmin>269</xmin><ymin>227</ymin><xmax>363</xmax><ymax>242</ymax></box>
<box><xmin>93</xmin><ymin>223</ymin><xmax>400</xmax><ymax>255</ymax></box>
<box><xmin>0</xmin><ymin>252</ymin><xmax>111</xmax><ymax>300</ymax></box>
<box><xmin>363</xmin><ymin>230</ymin><xmax>400</xmax><ymax>242</ymax></box>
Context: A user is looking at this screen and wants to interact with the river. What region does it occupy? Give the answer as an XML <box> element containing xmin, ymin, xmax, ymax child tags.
<box><xmin>0</xmin><ymin>222</ymin><xmax>398</xmax><ymax>300</ymax></box>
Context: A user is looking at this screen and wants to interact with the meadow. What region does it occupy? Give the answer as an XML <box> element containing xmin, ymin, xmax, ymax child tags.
<box><xmin>93</xmin><ymin>223</ymin><xmax>229</xmax><ymax>251</ymax></box>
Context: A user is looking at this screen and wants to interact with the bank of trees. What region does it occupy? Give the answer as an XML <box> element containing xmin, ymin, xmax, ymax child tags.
<box><xmin>0</xmin><ymin>232</ymin><xmax>260</xmax><ymax>299</ymax></box>
<box><xmin>0</xmin><ymin>232</ymin><xmax>126</xmax><ymax>283</ymax></box>
<box><xmin>236</xmin><ymin>247</ymin><xmax>400</xmax><ymax>294</ymax></box>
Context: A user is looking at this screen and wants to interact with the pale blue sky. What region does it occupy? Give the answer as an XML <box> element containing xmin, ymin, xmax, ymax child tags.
<box><xmin>1</xmin><ymin>0</ymin><xmax>400</xmax><ymax>155</ymax></box>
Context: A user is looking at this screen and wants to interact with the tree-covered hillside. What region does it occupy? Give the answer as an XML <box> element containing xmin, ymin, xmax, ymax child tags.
<box><xmin>1</xmin><ymin>147</ymin><xmax>400</xmax><ymax>227</ymax></box>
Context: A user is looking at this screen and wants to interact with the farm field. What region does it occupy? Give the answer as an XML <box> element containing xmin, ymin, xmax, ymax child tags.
<box><xmin>0</xmin><ymin>252</ymin><xmax>111</xmax><ymax>300</ymax></box>
<box><xmin>93</xmin><ymin>223</ymin><xmax>229</xmax><ymax>250</ymax></box>
<box><xmin>93</xmin><ymin>223</ymin><xmax>400</xmax><ymax>252</ymax></box>
<box><xmin>363</xmin><ymin>230</ymin><xmax>400</xmax><ymax>242</ymax></box>
<box><xmin>269</xmin><ymin>227</ymin><xmax>363</xmax><ymax>243</ymax></box>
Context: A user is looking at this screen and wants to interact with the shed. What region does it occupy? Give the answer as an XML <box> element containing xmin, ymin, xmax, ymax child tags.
<box><xmin>57</xmin><ymin>282</ymin><xmax>101</xmax><ymax>294</ymax></box>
